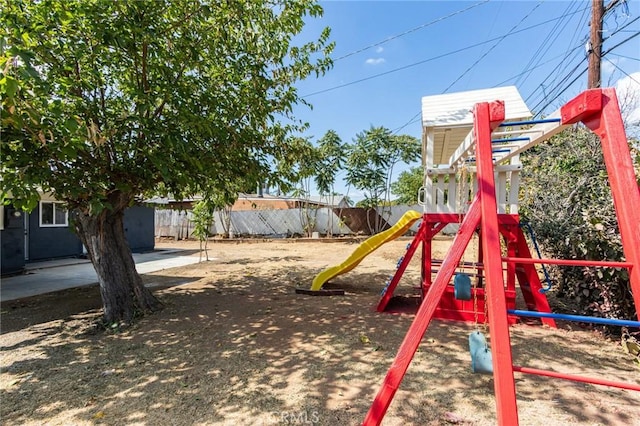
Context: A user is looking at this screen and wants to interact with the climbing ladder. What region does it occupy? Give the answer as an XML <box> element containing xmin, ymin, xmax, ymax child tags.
<box><xmin>364</xmin><ymin>88</ymin><xmax>640</xmax><ymax>425</ymax></box>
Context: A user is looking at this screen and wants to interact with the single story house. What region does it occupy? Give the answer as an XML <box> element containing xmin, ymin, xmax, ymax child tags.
<box><xmin>1</xmin><ymin>195</ymin><xmax>155</xmax><ymax>275</ymax></box>
<box><xmin>232</xmin><ymin>193</ymin><xmax>351</xmax><ymax>211</ymax></box>
<box><xmin>149</xmin><ymin>193</ymin><xmax>351</xmax><ymax>212</ymax></box>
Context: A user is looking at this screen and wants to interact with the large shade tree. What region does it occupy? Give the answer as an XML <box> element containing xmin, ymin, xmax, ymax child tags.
<box><xmin>1</xmin><ymin>0</ymin><xmax>333</xmax><ymax>324</ymax></box>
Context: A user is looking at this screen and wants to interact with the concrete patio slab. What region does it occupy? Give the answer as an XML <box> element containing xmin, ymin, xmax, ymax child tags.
<box><xmin>0</xmin><ymin>249</ymin><xmax>203</xmax><ymax>302</ymax></box>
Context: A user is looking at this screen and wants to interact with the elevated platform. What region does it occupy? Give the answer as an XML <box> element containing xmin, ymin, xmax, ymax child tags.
<box><xmin>420</xmin><ymin>86</ymin><xmax>569</xmax><ymax>215</ymax></box>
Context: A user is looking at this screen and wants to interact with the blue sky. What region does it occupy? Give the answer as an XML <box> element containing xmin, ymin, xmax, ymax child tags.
<box><xmin>289</xmin><ymin>0</ymin><xmax>640</xmax><ymax>200</ymax></box>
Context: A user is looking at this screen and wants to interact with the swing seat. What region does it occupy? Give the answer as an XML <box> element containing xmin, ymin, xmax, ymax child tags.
<box><xmin>454</xmin><ymin>273</ymin><xmax>472</xmax><ymax>300</ymax></box>
<box><xmin>469</xmin><ymin>331</ymin><xmax>493</xmax><ymax>374</ymax></box>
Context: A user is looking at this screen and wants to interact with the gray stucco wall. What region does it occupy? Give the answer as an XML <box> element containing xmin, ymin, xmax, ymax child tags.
<box><xmin>1</xmin><ymin>203</ymin><xmax>155</xmax><ymax>269</ymax></box>
<box><xmin>124</xmin><ymin>205</ymin><xmax>155</xmax><ymax>253</ymax></box>
<box><xmin>1</xmin><ymin>205</ymin><xmax>26</xmax><ymax>275</ymax></box>
<box><xmin>27</xmin><ymin>205</ymin><xmax>83</xmax><ymax>261</ymax></box>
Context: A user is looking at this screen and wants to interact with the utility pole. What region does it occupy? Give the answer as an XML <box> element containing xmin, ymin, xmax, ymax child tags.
<box><xmin>588</xmin><ymin>0</ymin><xmax>605</xmax><ymax>88</ymax></box>
<box><xmin>589</xmin><ymin>0</ymin><xmax>623</xmax><ymax>88</ymax></box>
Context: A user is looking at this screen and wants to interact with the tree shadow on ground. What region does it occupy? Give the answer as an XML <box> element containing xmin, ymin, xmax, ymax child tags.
<box><xmin>1</xmin><ymin>260</ymin><xmax>638</xmax><ymax>426</ymax></box>
<box><xmin>0</xmin><ymin>275</ymin><xmax>201</xmax><ymax>334</ymax></box>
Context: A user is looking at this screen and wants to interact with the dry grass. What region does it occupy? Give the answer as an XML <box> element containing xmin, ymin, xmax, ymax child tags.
<box><xmin>1</xmin><ymin>238</ymin><xmax>639</xmax><ymax>425</ymax></box>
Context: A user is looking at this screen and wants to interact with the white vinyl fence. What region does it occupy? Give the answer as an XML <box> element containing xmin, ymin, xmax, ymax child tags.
<box><xmin>155</xmin><ymin>205</ymin><xmax>431</xmax><ymax>239</ymax></box>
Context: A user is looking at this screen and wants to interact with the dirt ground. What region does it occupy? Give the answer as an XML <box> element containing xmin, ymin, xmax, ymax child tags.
<box><xmin>1</xmin><ymin>237</ymin><xmax>639</xmax><ymax>426</ymax></box>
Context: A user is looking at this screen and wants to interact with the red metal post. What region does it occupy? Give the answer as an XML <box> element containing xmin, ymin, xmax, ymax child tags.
<box><xmin>477</xmin><ymin>228</ymin><xmax>484</xmax><ymax>289</ymax></box>
<box><xmin>505</xmin><ymin>226</ymin><xmax>517</xmax><ymax>299</ymax></box>
<box><xmin>377</xmin><ymin>221</ymin><xmax>427</xmax><ymax>312</ymax></box>
<box><xmin>363</xmin><ymin>195</ymin><xmax>482</xmax><ymax>425</ymax></box>
<box><xmin>503</xmin><ymin>257</ymin><xmax>633</xmax><ymax>268</ymax></box>
<box><xmin>422</xmin><ymin>220</ymin><xmax>432</xmax><ymax>297</ymax></box>
<box><xmin>473</xmin><ymin>101</ymin><xmax>519</xmax><ymax>425</ymax></box>
<box><xmin>513</xmin><ymin>365</ymin><xmax>640</xmax><ymax>391</ymax></box>
<box><xmin>562</xmin><ymin>88</ymin><xmax>640</xmax><ymax>320</ymax></box>
<box><xmin>512</xmin><ymin>227</ymin><xmax>557</xmax><ymax>328</ymax></box>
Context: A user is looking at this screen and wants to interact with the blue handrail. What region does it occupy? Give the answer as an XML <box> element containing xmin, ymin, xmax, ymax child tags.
<box><xmin>499</xmin><ymin>118</ymin><xmax>562</xmax><ymax>127</ymax></box>
<box><xmin>492</xmin><ymin>137</ymin><xmax>530</xmax><ymax>143</ymax></box>
<box><xmin>508</xmin><ymin>310</ymin><xmax>640</xmax><ymax>328</ymax></box>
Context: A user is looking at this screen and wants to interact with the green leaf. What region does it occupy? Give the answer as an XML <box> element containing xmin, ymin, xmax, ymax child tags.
<box><xmin>1</xmin><ymin>76</ymin><xmax>19</xmax><ymax>98</ymax></box>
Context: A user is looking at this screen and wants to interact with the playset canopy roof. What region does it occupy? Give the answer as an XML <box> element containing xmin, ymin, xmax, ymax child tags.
<box><xmin>421</xmin><ymin>86</ymin><xmax>532</xmax><ymax>166</ymax></box>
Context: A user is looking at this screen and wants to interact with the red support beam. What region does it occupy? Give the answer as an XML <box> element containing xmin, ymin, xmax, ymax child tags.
<box><xmin>503</xmin><ymin>257</ymin><xmax>633</xmax><ymax>268</ymax></box>
<box><xmin>513</xmin><ymin>365</ymin><xmax>640</xmax><ymax>391</ymax></box>
<box><xmin>512</xmin><ymin>227</ymin><xmax>556</xmax><ymax>328</ymax></box>
<box><xmin>505</xmin><ymin>228</ymin><xmax>518</xmax><ymax>306</ymax></box>
<box><xmin>365</xmin><ymin>88</ymin><xmax>639</xmax><ymax>426</ymax></box>
<box><xmin>564</xmin><ymin>88</ymin><xmax>640</xmax><ymax>321</ymax></box>
<box><xmin>561</xmin><ymin>88</ymin><xmax>602</xmax><ymax>124</ymax></box>
<box><xmin>363</xmin><ymin>195</ymin><xmax>482</xmax><ymax>425</ymax></box>
<box><xmin>376</xmin><ymin>222</ymin><xmax>426</xmax><ymax>312</ymax></box>
<box><xmin>473</xmin><ymin>100</ymin><xmax>519</xmax><ymax>425</ymax></box>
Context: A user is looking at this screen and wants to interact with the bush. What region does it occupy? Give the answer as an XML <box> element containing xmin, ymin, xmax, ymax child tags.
<box><xmin>520</xmin><ymin>126</ymin><xmax>638</xmax><ymax>326</ymax></box>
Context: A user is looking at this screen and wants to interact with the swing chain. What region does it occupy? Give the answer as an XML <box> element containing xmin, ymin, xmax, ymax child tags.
<box><xmin>473</xmin><ymin>277</ymin><xmax>479</xmax><ymax>330</ymax></box>
<box><xmin>483</xmin><ymin>278</ymin><xmax>490</xmax><ymax>337</ymax></box>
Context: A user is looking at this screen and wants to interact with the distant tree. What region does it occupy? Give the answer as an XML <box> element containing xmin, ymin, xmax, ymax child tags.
<box><xmin>391</xmin><ymin>166</ymin><xmax>423</xmax><ymax>205</ymax></box>
<box><xmin>0</xmin><ymin>0</ymin><xmax>333</xmax><ymax>325</ymax></box>
<box><xmin>278</xmin><ymin>137</ymin><xmax>320</xmax><ymax>236</ymax></box>
<box><xmin>208</xmin><ymin>182</ymin><xmax>247</xmax><ymax>239</ymax></box>
<box><xmin>314</xmin><ymin>129</ymin><xmax>346</xmax><ymax>236</ymax></box>
<box><xmin>191</xmin><ymin>199</ymin><xmax>215</xmax><ymax>262</ymax></box>
<box><xmin>345</xmin><ymin>126</ymin><xmax>419</xmax><ymax>232</ymax></box>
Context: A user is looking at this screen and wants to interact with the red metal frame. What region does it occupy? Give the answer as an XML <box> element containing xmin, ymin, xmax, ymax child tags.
<box><xmin>364</xmin><ymin>88</ymin><xmax>640</xmax><ymax>425</ymax></box>
<box><xmin>378</xmin><ymin>214</ymin><xmax>554</xmax><ymax>326</ymax></box>
<box><xmin>512</xmin><ymin>365</ymin><xmax>640</xmax><ymax>391</ymax></box>
<box><xmin>562</xmin><ymin>88</ymin><xmax>640</xmax><ymax>319</ymax></box>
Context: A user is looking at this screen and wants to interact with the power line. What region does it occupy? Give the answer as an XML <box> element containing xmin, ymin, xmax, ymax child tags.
<box><xmin>525</xmin><ymin>46</ymin><xmax>585</xmax><ymax>107</ymax></box>
<box><xmin>390</xmin><ymin>4</ymin><xmax>595</xmax><ymax>135</ymax></box>
<box><xmin>533</xmin><ymin>66</ymin><xmax>588</xmax><ymax>116</ymax></box>
<box><xmin>602</xmin><ymin>29</ymin><xmax>640</xmax><ymax>55</ymax></box>
<box><xmin>532</xmin><ymin>29</ymin><xmax>640</xmax><ymax>116</ymax></box>
<box><xmin>493</xmin><ymin>43</ymin><xmax>585</xmax><ymax>88</ymax></box>
<box><xmin>608</xmin><ymin>52</ymin><xmax>640</xmax><ymax>61</ymax></box>
<box><xmin>604</xmin><ymin>57</ymin><xmax>640</xmax><ymax>85</ymax></box>
<box><xmin>530</xmin><ymin>58</ymin><xmax>587</xmax><ymax>114</ymax></box>
<box><xmin>525</xmin><ymin>2</ymin><xmax>590</xmax><ymax>107</ymax></box>
<box><xmin>393</xmin><ymin>47</ymin><xmax>577</xmax><ymax>135</ymax></box>
<box><xmin>301</xmin><ymin>4</ymin><xmax>590</xmax><ymax>99</ymax></box>
<box><xmin>462</xmin><ymin>1</ymin><xmax>504</xmax><ymax>86</ymax></box>
<box><xmin>528</xmin><ymin>15</ymin><xmax>639</xmax><ymax>112</ymax></box>
<box><xmin>333</xmin><ymin>0</ymin><xmax>490</xmax><ymax>62</ymax></box>
<box><xmin>442</xmin><ymin>1</ymin><xmax>544</xmax><ymax>94</ymax></box>
<box><xmin>516</xmin><ymin>0</ymin><xmax>583</xmax><ymax>88</ymax></box>
<box><xmin>391</xmin><ymin>111</ymin><xmax>421</xmax><ymax>135</ymax></box>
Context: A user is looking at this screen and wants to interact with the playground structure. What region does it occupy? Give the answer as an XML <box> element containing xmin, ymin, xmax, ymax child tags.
<box><xmin>361</xmin><ymin>87</ymin><xmax>640</xmax><ymax>425</ymax></box>
<box><xmin>307</xmin><ymin>85</ymin><xmax>640</xmax><ymax>425</ymax></box>
<box><xmin>377</xmin><ymin>86</ymin><xmax>560</xmax><ymax>323</ymax></box>
<box><xmin>311</xmin><ymin>86</ymin><xmax>562</xmax><ymax>323</ymax></box>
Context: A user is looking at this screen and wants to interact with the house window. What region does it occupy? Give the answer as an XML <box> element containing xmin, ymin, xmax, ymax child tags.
<box><xmin>40</xmin><ymin>201</ymin><xmax>68</xmax><ymax>227</ymax></box>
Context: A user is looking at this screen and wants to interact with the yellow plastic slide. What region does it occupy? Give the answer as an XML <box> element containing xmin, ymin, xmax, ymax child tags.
<box><xmin>310</xmin><ymin>210</ymin><xmax>422</xmax><ymax>291</ymax></box>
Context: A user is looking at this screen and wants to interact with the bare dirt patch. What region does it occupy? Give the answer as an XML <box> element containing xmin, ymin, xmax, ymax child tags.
<box><xmin>1</xmin><ymin>238</ymin><xmax>639</xmax><ymax>425</ymax></box>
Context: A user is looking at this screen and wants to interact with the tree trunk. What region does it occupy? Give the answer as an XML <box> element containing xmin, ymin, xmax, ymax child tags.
<box><xmin>74</xmin><ymin>203</ymin><xmax>162</xmax><ymax>325</ymax></box>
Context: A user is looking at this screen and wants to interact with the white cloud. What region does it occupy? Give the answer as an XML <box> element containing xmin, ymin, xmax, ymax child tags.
<box><xmin>602</xmin><ymin>59</ymin><xmax>617</xmax><ymax>76</ymax></box>
<box><xmin>365</xmin><ymin>57</ymin><xmax>385</xmax><ymax>65</ymax></box>
<box><xmin>375</xmin><ymin>46</ymin><xmax>384</xmax><ymax>53</ymax></box>
<box><xmin>615</xmin><ymin>71</ymin><xmax>640</xmax><ymax>126</ymax></box>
